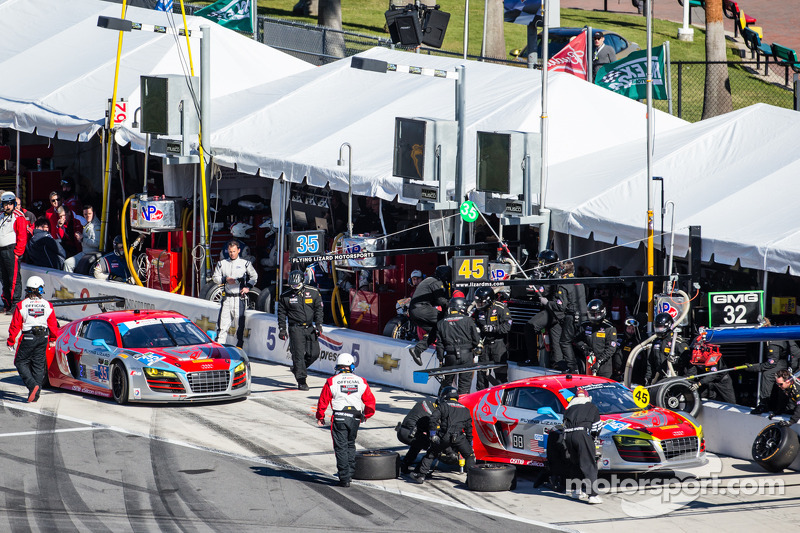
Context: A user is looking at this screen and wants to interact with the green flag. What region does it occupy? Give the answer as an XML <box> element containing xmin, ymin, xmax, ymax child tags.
<box><xmin>195</xmin><ymin>0</ymin><xmax>253</xmax><ymax>33</ymax></box>
<box><xmin>594</xmin><ymin>45</ymin><xmax>668</xmax><ymax>100</ymax></box>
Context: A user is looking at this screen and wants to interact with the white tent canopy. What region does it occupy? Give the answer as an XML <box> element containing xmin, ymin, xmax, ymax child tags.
<box><xmin>0</xmin><ymin>0</ymin><xmax>312</xmax><ymax>141</ymax></box>
<box><xmin>118</xmin><ymin>47</ymin><xmax>687</xmax><ymax>201</ymax></box>
<box><xmin>548</xmin><ymin>103</ymin><xmax>800</xmax><ymax>275</ymax></box>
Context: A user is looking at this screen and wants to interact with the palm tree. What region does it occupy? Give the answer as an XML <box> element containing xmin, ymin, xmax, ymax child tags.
<box><xmin>702</xmin><ymin>0</ymin><xmax>732</xmax><ymax>118</ymax></box>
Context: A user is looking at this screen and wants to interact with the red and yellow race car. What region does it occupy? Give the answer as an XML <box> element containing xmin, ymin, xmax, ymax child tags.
<box><xmin>47</xmin><ymin>309</ymin><xmax>250</xmax><ymax>404</ymax></box>
<box><xmin>460</xmin><ymin>374</ymin><xmax>706</xmax><ymax>472</ymax></box>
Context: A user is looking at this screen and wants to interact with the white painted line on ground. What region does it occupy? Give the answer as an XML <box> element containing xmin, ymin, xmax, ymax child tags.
<box><xmin>0</xmin><ymin>400</ymin><xmax>578</xmax><ymax>532</ymax></box>
<box><xmin>0</xmin><ymin>426</ymin><xmax>101</xmax><ymax>438</ymax></box>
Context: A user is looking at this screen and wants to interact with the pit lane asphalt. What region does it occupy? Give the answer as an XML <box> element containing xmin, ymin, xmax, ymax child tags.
<box><xmin>0</xmin><ymin>313</ymin><xmax>798</xmax><ymax>532</ymax></box>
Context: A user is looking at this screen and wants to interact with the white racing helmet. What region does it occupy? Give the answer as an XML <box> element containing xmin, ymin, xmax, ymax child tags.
<box><xmin>336</xmin><ymin>353</ymin><xmax>355</xmax><ymax>372</ymax></box>
<box><xmin>26</xmin><ymin>275</ymin><xmax>45</xmax><ymax>295</ymax></box>
<box><xmin>230</xmin><ymin>222</ymin><xmax>252</xmax><ymax>238</ymax></box>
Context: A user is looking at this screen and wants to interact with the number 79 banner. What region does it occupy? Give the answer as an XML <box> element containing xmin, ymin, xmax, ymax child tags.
<box><xmin>708</xmin><ymin>290</ymin><xmax>764</xmax><ymax>328</ymax></box>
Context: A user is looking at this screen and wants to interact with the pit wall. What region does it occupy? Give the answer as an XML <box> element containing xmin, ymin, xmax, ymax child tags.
<box><xmin>23</xmin><ymin>265</ymin><xmax>799</xmax><ymax>470</ymax></box>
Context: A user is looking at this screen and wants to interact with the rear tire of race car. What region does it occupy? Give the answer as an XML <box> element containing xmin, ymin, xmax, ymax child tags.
<box><xmin>110</xmin><ymin>362</ymin><xmax>129</xmax><ymax>405</ymax></box>
<box><xmin>467</xmin><ymin>464</ymin><xmax>517</xmax><ymax>492</ymax></box>
<box><xmin>752</xmin><ymin>422</ymin><xmax>800</xmax><ymax>473</ymax></box>
<box><xmin>353</xmin><ymin>450</ymin><xmax>399</xmax><ymax>480</ymax></box>
<box><xmin>655</xmin><ymin>378</ymin><xmax>701</xmax><ymax>417</ymax></box>
<box><xmin>257</xmin><ymin>287</ymin><xmax>274</xmax><ymax>313</ymax></box>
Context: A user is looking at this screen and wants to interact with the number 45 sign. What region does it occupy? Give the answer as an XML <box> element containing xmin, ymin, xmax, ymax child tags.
<box><xmin>708</xmin><ymin>290</ymin><xmax>764</xmax><ymax>328</ymax></box>
<box><xmin>453</xmin><ymin>256</ymin><xmax>488</xmax><ymax>283</ymax></box>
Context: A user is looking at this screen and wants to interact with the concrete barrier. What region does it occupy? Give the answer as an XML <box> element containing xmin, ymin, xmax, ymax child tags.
<box><xmin>21</xmin><ymin>264</ymin><xmax>800</xmax><ymax>470</ymax></box>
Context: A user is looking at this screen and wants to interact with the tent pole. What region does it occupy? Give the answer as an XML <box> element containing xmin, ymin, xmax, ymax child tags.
<box><xmin>645</xmin><ymin>0</ymin><xmax>654</xmax><ymax>331</ymax></box>
<box><xmin>15</xmin><ymin>131</ymin><xmax>20</xmax><ymax>200</ymax></box>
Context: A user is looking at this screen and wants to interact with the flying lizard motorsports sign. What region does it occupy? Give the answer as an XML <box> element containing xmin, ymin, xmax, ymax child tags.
<box><xmin>708</xmin><ymin>290</ymin><xmax>764</xmax><ymax>328</ymax></box>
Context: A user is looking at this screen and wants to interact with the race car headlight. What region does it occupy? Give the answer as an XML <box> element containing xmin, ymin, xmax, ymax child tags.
<box><xmin>614</xmin><ymin>436</ymin><xmax>651</xmax><ymax>447</ymax></box>
<box><xmin>144</xmin><ymin>367</ymin><xmax>178</xmax><ymax>378</ymax></box>
<box><xmin>234</xmin><ymin>361</ymin><xmax>246</xmax><ymax>374</ymax></box>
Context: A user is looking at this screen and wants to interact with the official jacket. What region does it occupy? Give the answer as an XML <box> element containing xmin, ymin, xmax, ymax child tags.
<box><xmin>472</xmin><ymin>301</ymin><xmax>512</xmax><ymax>344</ymax></box>
<box><xmin>0</xmin><ymin>209</ymin><xmax>28</xmax><ymax>255</ymax></box>
<box><xmin>277</xmin><ymin>285</ymin><xmax>323</xmax><ymax>329</ymax></box>
<box><xmin>316</xmin><ymin>371</ymin><xmax>376</xmax><ymax>420</ymax></box>
<box><xmin>430</xmin><ymin>399</ymin><xmax>473</xmax><ymax>442</ymax></box>
<box><xmin>410</xmin><ymin>276</ymin><xmax>449</xmax><ymax>310</ymax></box>
<box><xmin>435</xmin><ymin>312</ymin><xmax>480</xmax><ymax>360</ymax></box>
<box><xmin>7</xmin><ymin>296</ymin><xmax>59</xmax><ymax>345</ymax></box>
<box><xmin>212</xmin><ymin>256</ymin><xmax>258</xmax><ymax>296</ymax></box>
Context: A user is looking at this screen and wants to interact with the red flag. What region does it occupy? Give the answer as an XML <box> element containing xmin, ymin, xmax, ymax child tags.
<box><xmin>547</xmin><ymin>29</ymin><xmax>588</xmax><ymax>80</ymax></box>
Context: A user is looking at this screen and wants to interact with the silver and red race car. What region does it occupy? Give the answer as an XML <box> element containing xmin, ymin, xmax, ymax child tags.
<box><xmin>460</xmin><ymin>374</ymin><xmax>707</xmax><ymax>472</ymax></box>
<box><xmin>47</xmin><ymin>309</ymin><xmax>250</xmax><ymax>403</ymax></box>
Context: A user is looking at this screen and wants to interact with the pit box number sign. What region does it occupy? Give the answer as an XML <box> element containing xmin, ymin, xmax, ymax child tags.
<box><xmin>708</xmin><ymin>290</ymin><xmax>764</xmax><ymax>328</ymax></box>
<box><xmin>289</xmin><ymin>230</ymin><xmax>325</xmax><ymax>258</ymax></box>
<box><xmin>453</xmin><ymin>256</ymin><xmax>489</xmax><ymax>284</ymax></box>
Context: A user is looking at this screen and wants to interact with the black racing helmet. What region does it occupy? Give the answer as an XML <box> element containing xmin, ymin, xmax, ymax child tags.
<box><xmin>434</xmin><ymin>264</ymin><xmax>452</xmax><ymax>283</ymax></box>
<box><xmin>587</xmin><ymin>299</ymin><xmax>606</xmax><ymax>324</ymax></box>
<box><xmin>474</xmin><ymin>286</ymin><xmax>495</xmax><ymax>309</ymax></box>
<box><xmin>537</xmin><ymin>249</ymin><xmax>560</xmax><ymax>277</ymax></box>
<box><xmin>448</xmin><ymin>296</ymin><xmax>468</xmax><ymax>315</ymax></box>
<box><xmin>113</xmin><ymin>235</ymin><xmax>125</xmax><ymax>257</ymax></box>
<box><xmin>654</xmin><ymin>312</ymin><xmax>674</xmax><ymax>337</ymax></box>
<box><xmin>439</xmin><ymin>386</ymin><xmax>459</xmax><ymax>402</ymax></box>
<box><xmin>288</xmin><ymin>269</ymin><xmax>304</xmax><ymax>290</ymax></box>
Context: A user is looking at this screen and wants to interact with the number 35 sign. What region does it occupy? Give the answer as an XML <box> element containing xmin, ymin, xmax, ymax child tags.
<box><xmin>289</xmin><ymin>230</ymin><xmax>324</xmax><ymax>258</ymax></box>
<box><xmin>708</xmin><ymin>290</ymin><xmax>764</xmax><ymax>328</ymax></box>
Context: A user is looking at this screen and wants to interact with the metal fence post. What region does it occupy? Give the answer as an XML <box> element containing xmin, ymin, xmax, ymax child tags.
<box><xmin>795</xmin><ymin>73</ymin><xmax>800</xmax><ymax>111</ymax></box>
<box><xmin>677</xmin><ymin>61</ymin><xmax>683</xmax><ymax>119</ymax></box>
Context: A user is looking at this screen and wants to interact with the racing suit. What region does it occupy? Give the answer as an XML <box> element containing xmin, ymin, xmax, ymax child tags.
<box><xmin>435</xmin><ymin>311</ymin><xmax>480</xmax><ymax>397</ymax></box>
<box><xmin>575</xmin><ymin>320</ymin><xmax>618</xmax><ymax>378</ymax></box>
<box><xmin>212</xmin><ymin>256</ymin><xmax>258</xmax><ymax>347</ymax></box>
<box><xmin>554</xmin><ymin>275</ymin><xmax>588</xmax><ymax>372</ymax></box>
<box><xmin>7</xmin><ymin>295</ymin><xmax>58</xmax><ymax>402</ymax></box>
<box><xmin>523</xmin><ymin>280</ymin><xmax>562</xmax><ymax>366</ymax></box>
<box><xmin>617</xmin><ymin>331</ymin><xmax>646</xmax><ymax>384</ymax></box>
<box><xmin>646</xmin><ymin>335</ymin><xmax>690</xmax><ymax>384</ymax></box>
<box><xmin>397</xmin><ymin>398</ymin><xmax>436</xmax><ymax>473</ymax></box>
<box><xmin>563</xmin><ymin>395</ymin><xmax>603</xmax><ymax>498</ymax></box>
<box><xmin>775</xmin><ymin>379</ymin><xmax>800</xmax><ymax>426</ymax></box>
<box><xmin>678</xmin><ymin>350</ymin><xmax>736</xmax><ymax>404</ymax></box>
<box><xmin>0</xmin><ymin>209</ymin><xmax>28</xmax><ymax>311</ymax></box>
<box><xmin>472</xmin><ymin>300</ymin><xmax>512</xmax><ymax>388</ymax></box>
<box><xmin>408</xmin><ymin>276</ymin><xmax>449</xmax><ymax>357</ymax></box>
<box><xmin>277</xmin><ymin>284</ymin><xmax>324</xmax><ymax>388</ymax></box>
<box><xmin>415</xmin><ymin>399</ymin><xmax>475</xmax><ymax>481</ymax></box>
<box><xmin>93</xmin><ymin>252</ymin><xmax>132</xmax><ymax>283</ymax></box>
<box><xmin>746</xmin><ymin>340</ymin><xmax>800</xmax><ymax>410</ymax></box>
<box><xmin>316</xmin><ymin>370</ymin><xmax>376</xmax><ymax>486</ymax></box>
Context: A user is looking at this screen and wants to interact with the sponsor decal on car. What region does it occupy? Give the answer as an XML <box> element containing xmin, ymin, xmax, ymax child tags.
<box><xmin>137</xmin><ymin>353</ymin><xmax>164</xmax><ymax>365</ymax></box>
<box><xmin>133</xmin><ymin>388</ymin><xmax>141</xmax><ymax>398</ymax></box>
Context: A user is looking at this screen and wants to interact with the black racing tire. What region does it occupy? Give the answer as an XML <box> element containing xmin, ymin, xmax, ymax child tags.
<box><xmin>257</xmin><ymin>286</ymin><xmax>275</xmax><ymax>313</ymax></box>
<box><xmin>353</xmin><ymin>450</ymin><xmax>399</xmax><ymax>480</ymax></box>
<box><xmin>382</xmin><ymin>316</ymin><xmax>403</xmax><ymax>338</ymax></box>
<box><xmin>245</xmin><ymin>287</ymin><xmax>261</xmax><ymax>311</ymax></box>
<box><xmin>752</xmin><ymin>422</ymin><xmax>800</xmax><ymax>473</ymax></box>
<box><xmin>383</xmin><ymin>316</ymin><xmax>416</xmax><ymax>340</ymax></box>
<box><xmin>110</xmin><ymin>362</ymin><xmax>129</xmax><ymax>405</ymax></box>
<box><xmin>467</xmin><ymin>463</ymin><xmax>517</xmax><ymax>492</ymax></box>
<box><xmin>655</xmin><ymin>378</ymin><xmax>701</xmax><ymax>417</ymax></box>
<box><xmin>202</xmin><ymin>283</ymin><xmax>225</xmax><ymax>304</ymax></box>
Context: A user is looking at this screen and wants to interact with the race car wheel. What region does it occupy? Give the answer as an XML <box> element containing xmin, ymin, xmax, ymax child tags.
<box><xmin>110</xmin><ymin>362</ymin><xmax>129</xmax><ymax>405</ymax></box>
<box><xmin>383</xmin><ymin>316</ymin><xmax>416</xmax><ymax>341</ymax></box>
<box><xmin>257</xmin><ymin>286</ymin><xmax>275</xmax><ymax>313</ymax></box>
<box><xmin>752</xmin><ymin>422</ymin><xmax>800</xmax><ymax>473</ymax></box>
<box><xmin>353</xmin><ymin>450</ymin><xmax>399</xmax><ymax>480</ymax></box>
<box><xmin>202</xmin><ymin>283</ymin><xmax>261</xmax><ymax>311</ymax></box>
<box><xmin>655</xmin><ymin>378</ymin><xmax>701</xmax><ymax>417</ymax></box>
<box><xmin>467</xmin><ymin>463</ymin><xmax>517</xmax><ymax>492</ymax></box>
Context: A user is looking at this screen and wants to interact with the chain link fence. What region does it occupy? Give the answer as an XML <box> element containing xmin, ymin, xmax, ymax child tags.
<box><xmin>653</xmin><ymin>61</ymin><xmax>797</xmax><ymax>122</ymax></box>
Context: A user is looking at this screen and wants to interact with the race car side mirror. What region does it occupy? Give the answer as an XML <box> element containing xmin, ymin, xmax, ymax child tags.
<box><xmin>207</xmin><ymin>330</ymin><xmax>217</xmax><ymax>341</ymax></box>
<box><xmin>536</xmin><ymin>406</ymin><xmax>561</xmax><ymax>419</ymax></box>
<box><xmin>91</xmin><ymin>339</ymin><xmax>111</xmax><ymax>351</ymax></box>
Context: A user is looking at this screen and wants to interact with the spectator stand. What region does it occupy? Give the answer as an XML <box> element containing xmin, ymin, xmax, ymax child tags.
<box><xmin>771</xmin><ymin>43</ymin><xmax>800</xmax><ymax>87</ymax></box>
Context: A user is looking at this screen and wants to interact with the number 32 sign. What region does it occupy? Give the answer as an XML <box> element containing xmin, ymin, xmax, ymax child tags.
<box><xmin>708</xmin><ymin>290</ymin><xmax>764</xmax><ymax>328</ymax></box>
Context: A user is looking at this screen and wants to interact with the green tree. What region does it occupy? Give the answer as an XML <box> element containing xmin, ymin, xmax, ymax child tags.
<box><xmin>702</xmin><ymin>0</ymin><xmax>732</xmax><ymax>118</ymax></box>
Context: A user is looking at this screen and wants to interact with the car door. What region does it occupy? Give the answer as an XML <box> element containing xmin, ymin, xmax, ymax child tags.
<box><xmin>78</xmin><ymin>320</ymin><xmax>118</xmax><ymax>388</ymax></box>
<box><xmin>498</xmin><ymin>386</ymin><xmax>564</xmax><ymax>461</ymax></box>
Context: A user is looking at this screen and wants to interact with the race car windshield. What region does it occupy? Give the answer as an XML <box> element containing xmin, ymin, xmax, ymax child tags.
<box><xmin>121</xmin><ymin>320</ymin><xmax>209</xmax><ymax>348</ymax></box>
<box><xmin>563</xmin><ymin>383</ymin><xmax>642</xmax><ymax>414</ymax></box>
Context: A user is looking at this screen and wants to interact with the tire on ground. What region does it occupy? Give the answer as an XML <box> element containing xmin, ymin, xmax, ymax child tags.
<box><xmin>654</xmin><ymin>378</ymin><xmax>701</xmax><ymax>417</ymax></box>
<box><xmin>257</xmin><ymin>286</ymin><xmax>274</xmax><ymax>313</ymax></box>
<box><xmin>467</xmin><ymin>463</ymin><xmax>516</xmax><ymax>492</ymax></box>
<box><xmin>382</xmin><ymin>316</ymin><xmax>404</xmax><ymax>338</ymax></box>
<box><xmin>353</xmin><ymin>450</ymin><xmax>399</xmax><ymax>480</ymax></box>
<box><xmin>201</xmin><ymin>283</ymin><xmax>224</xmax><ymax>303</ymax></box>
<box><xmin>752</xmin><ymin>422</ymin><xmax>800</xmax><ymax>473</ymax></box>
